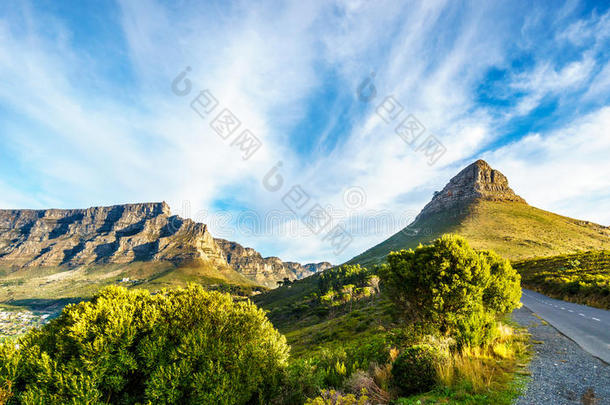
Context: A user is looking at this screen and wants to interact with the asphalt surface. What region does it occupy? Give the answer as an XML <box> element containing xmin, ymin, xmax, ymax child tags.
<box><xmin>521</xmin><ymin>289</ymin><xmax>610</xmax><ymax>364</ymax></box>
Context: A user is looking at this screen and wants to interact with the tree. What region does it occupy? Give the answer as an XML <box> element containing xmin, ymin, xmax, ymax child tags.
<box><xmin>368</xmin><ymin>275</ymin><xmax>380</xmax><ymax>295</ymax></box>
<box><xmin>0</xmin><ymin>284</ymin><xmax>289</xmax><ymax>404</ymax></box>
<box><xmin>341</xmin><ymin>284</ymin><xmax>355</xmax><ymax>312</ymax></box>
<box><xmin>380</xmin><ymin>234</ymin><xmax>521</xmax><ymax>346</ymax></box>
<box><xmin>321</xmin><ymin>289</ymin><xmax>339</xmax><ymax>318</ymax></box>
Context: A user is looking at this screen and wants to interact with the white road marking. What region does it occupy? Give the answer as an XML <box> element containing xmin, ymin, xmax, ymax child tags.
<box><xmin>579</xmin><ymin>313</ymin><xmax>586</xmax><ymax>317</ymax></box>
<box><xmin>592</xmin><ymin>317</ymin><xmax>601</xmax><ymax>322</ymax></box>
<box><xmin>568</xmin><ymin>310</ymin><xmax>574</xmax><ymax>313</ymax></box>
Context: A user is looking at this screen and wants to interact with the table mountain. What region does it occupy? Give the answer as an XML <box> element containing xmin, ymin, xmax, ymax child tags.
<box><xmin>0</xmin><ymin>202</ymin><xmax>329</xmax><ymax>289</ymax></box>
<box><xmin>0</xmin><ymin>202</ymin><xmax>226</xmax><ymax>268</ymax></box>
<box><xmin>350</xmin><ymin>159</ymin><xmax>610</xmax><ymax>266</ymax></box>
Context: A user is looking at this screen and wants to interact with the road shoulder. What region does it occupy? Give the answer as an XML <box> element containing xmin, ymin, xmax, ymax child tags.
<box><xmin>512</xmin><ymin>306</ymin><xmax>609</xmax><ymax>405</ymax></box>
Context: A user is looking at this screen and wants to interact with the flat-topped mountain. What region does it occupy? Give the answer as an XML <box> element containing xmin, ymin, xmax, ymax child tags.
<box><xmin>215</xmin><ymin>238</ymin><xmax>332</xmax><ymax>287</ymax></box>
<box><xmin>0</xmin><ymin>202</ymin><xmax>226</xmax><ymax>268</ymax></box>
<box><xmin>351</xmin><ymin>160</ymin><xmax>610</xmax><ymax>266</ymax></box>
<box><xmin>0</xmin><ymin>202</ymin><xmax>328</xmax><ymax>290</ymax></box>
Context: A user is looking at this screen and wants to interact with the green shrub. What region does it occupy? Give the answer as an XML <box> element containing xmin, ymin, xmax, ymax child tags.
<box><xmin>305</xmin><ymin>389</ymin><xmax>371</xmax><ymax>405</ymax></box>
<box><xmin>391</xmin><ymin>344</ymin><xmax>439</xmax><ymax>395</ymax></box>
<box><xmin>316</xmin><ymin>348</ymin><xmax>350</xmax><ymax>388</ymax></box>
<box><xmin>480</xmin><ymin>250</ymin><xmax>521</xmax><ymax>313</ymax></box>
<box><xmin>382</xmin><ymin>235</ymin><xmax>490</xmax><ymax>328</ymax></box>
<box><xmin>345</xmin><ymin>334</ymin><xmax>390</xmax><ymax>367</ymax></box>
<box><xmin>0</xmin><ymin>284</ymin><xmax>289</xmax><ymax>404</ymax></box>
<box><xmin>454</xmin><ymin>308</ymin><xmax>496</xmax><ymax>347</ymax></box>
<box><xmin>381</xmin><ymin>234</ymin><xmax>521</xmax><ymax>346</ymax></box>
<box><xmin>279</xmin><ymin>335</ymin><xmax>387</xmax><ymax>405</ymax></box>
<box><xmin>280</xmin><ymin>359</ymin><xmax>325</xmax><ymax>404</ymax></box>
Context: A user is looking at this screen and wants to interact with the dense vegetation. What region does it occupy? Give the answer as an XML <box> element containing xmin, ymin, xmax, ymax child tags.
<box><xmin>0</xmin><ymin>234</ymin><xmax>529</xmax><ymax>404</ymax></box>
<box><xmin>258</xmin><ymin>234</ymin><xmax>528</xmax><ymax>404</ymax></box>
<box><xmin>0</xmin><ymin>285</ymin><xmax>288</xmax><ymax>404</ymax></box>
<box><xmin>381</xmin><ymin>235</ymin><xmax>522</xmax><ymax>347</ymax></box>
<box><xmin>514</xmin><ymin>250</ymin><xmax>610</xmax><ymax>309</ymax></box>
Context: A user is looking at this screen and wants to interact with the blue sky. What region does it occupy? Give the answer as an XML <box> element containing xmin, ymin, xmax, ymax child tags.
<box><xmin>1</xmin><ymin>0</ymin><xmax>610</xmax><ymax>264</ymax></box>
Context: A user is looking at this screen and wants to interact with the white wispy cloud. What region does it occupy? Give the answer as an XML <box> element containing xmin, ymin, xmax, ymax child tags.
<box><xmin>484</xmin><ymin>106</ymin><xmax>610</xmax><ymax>225</ymax></box>
<box><xmin>0</xmin><ymin>1</ymin><xmax>609</xmax><ymax>264</ymax></box>
<box><xmin>509</xmin><ymin>54</ymin><xmax>596</xmax><ymax>116</ymax></box>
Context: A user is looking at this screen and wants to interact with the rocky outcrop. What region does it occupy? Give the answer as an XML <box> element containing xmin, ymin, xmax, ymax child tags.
<box><xmin>215</xmin><ymin>238</ymin><xmax>332</xmax><ymax>287</ymax></box>
<box><xmin>0</xmin><ymin>202</ymin><xmax>226</xmax><ymax>268</ymax></box>
<box><xmin>416</xmin><ymin>159</ymin><xmax>526</xmax><ymax>220</ymax></box>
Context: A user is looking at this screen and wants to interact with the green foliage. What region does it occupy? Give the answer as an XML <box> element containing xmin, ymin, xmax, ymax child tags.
<box><xmin>514</xmin><ymin>250</ymin><xmax>610</xmax><ymax>309</ymax></box>
<box><xmin>276</xmin><ymin>333</ymin><xmax>393</xmax><ymax>404</ymax></box>
<box><xmin>382</xmin><ymin>235</ymin><xmax>490</xmax><ymax>327</ymax></box>
<box><xmin>254</xmin><ymin>234</ymin><xmax>527</xmax><ymax>405</ymax></box>
<box><xmin>263</xmin><ymin>264</ymin><xmax>381</xmax><ymax>331</ymax></box>
<box><xmin>305</xmin><ymin>389</ymin><xmax>371</xmax><ymax>405</ymax></box>
<box><xmin>380</xmin><ymin>235</ymin><xmax>521</xmax><ymax>346</ymax></box>
<box><xmin>0</xmin><ymin>284</ymin><xmax>288</xmax><ymax>404</ymax></box>
<box><xmin>453</xmin><ymin>308</ymin><xmax>496</xmax><ymax>347</ymax></box>
<box><xmin>318</xmin><ymin>265</ymin><xmax>373</xmax><ymax>294</ymax></box>
<box><xmin>480</xmin><ymin>250</ymin><xmax>522</xmax><ymax>313</ymax></box>
<box><xmin>392</xmin><ymin>344</ymin><xmax>440</xmax><ymax>396</ymax></box>
<box><xmin>281</xmin><ymin>359</ymin><xmax>325</xmax><ymax>404</ymax></box>
<box><xmin>316</xmin><ymin>266</ymin><xmax>379</xmax><ymax>313</ymax></box>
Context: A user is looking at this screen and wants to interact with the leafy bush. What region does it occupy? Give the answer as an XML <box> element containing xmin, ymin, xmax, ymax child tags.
<box><xmin>391</xmin><ymin>344</ymin><xmax>440</xmax><ymax>395</ymax></box>
<box><xmin>345</xmin><ymin>334</ymin><xmax>390</xmax><ymax>368</ymax></box>
<box><xmin>453</xmin><ymin>308</ymin><xmax>496</xmax><ymax>347</ymax></box>
<box><xmin>0</xmin><ymin>284</ymin><xmax>289</xmax><ymax>404</ymax></box>
<box><xmin>480</xmin><ymin>250</ymin><xmax>521</xmax><ymax>313</ymax></box>
<box><xmin>305</xmin><ymin>389</ymin><xmax>371</xmax><ymax>405</ymax></box>
<box><xmin>381</xmin><ymin>235</ymin><xmax>521</xmax><ymax>346</ymax></box>
<box><xmin>280</xmin><ymin>359</ymin><xmax>325</xmax><ymax>404</ymax></box>
<box><xmin>318</xmin><ymin>265</ymin><xmax>373</xmax><ymax>295</ymax></box>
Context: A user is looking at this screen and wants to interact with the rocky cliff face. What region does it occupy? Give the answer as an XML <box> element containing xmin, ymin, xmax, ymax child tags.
<box><xmin>416</xmin><ymin>159</ymin><xmax>526</xmax><ymax>220</ymax></box>
<box><xmin>0</xmin><ymin>202</ymin><xmax>227</xmax><ymax>268</ymax></box>
<box><xmin>215</xmin><ymin>238</ymin><xmax>332</xmax><ymax>287</ymax></box>
<box><xmin>0</xmin><ymin>202</ymin><xmax>330</xmax><ymax>288</ymax></box>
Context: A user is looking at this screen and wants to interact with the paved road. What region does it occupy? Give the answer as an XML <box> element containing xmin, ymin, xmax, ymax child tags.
<box><xmin>521</xmin><ymin>289</ymin><xmax>610</xmax><ymax>364</ymax></box>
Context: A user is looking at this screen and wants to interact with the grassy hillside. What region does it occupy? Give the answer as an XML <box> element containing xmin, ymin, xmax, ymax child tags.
<box><xmin>351</xmin><ymin>200</ymin><xmax>610</xmax><ymax>266</ymax></box>
<box><xmin>514</xmin><ymin>250</ymin><xmax>610</xmax><ymax>309</ymax></box>
<box><xmin>0</xmin><ymin>261</ymin><xmax>261</xmax><ymax>309</ymax></box>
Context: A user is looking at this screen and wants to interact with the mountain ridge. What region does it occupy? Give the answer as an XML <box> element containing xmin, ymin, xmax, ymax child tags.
<box><xmin>215</xmin><ymin>238</ymin><xmax>332</xmax><ymax>287</ymax></box>
<box><xmin>350</xmin><ymin>160</ymin><xmax>610</xmax><ymax>266</ymax></box>
<box><xmin>416</xmin><ymin>159</ymin><xmax>526</xmax><ymax>221</ymax></box>
<box><xmin>0</xmin><ymin>202</ymin><xmax>328</xmax><ymax>288</ymax></box>
<box><xmin>0</xmin><ymin>202</ymin><xmax>226</xmax><ymax>268</ymax></box>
